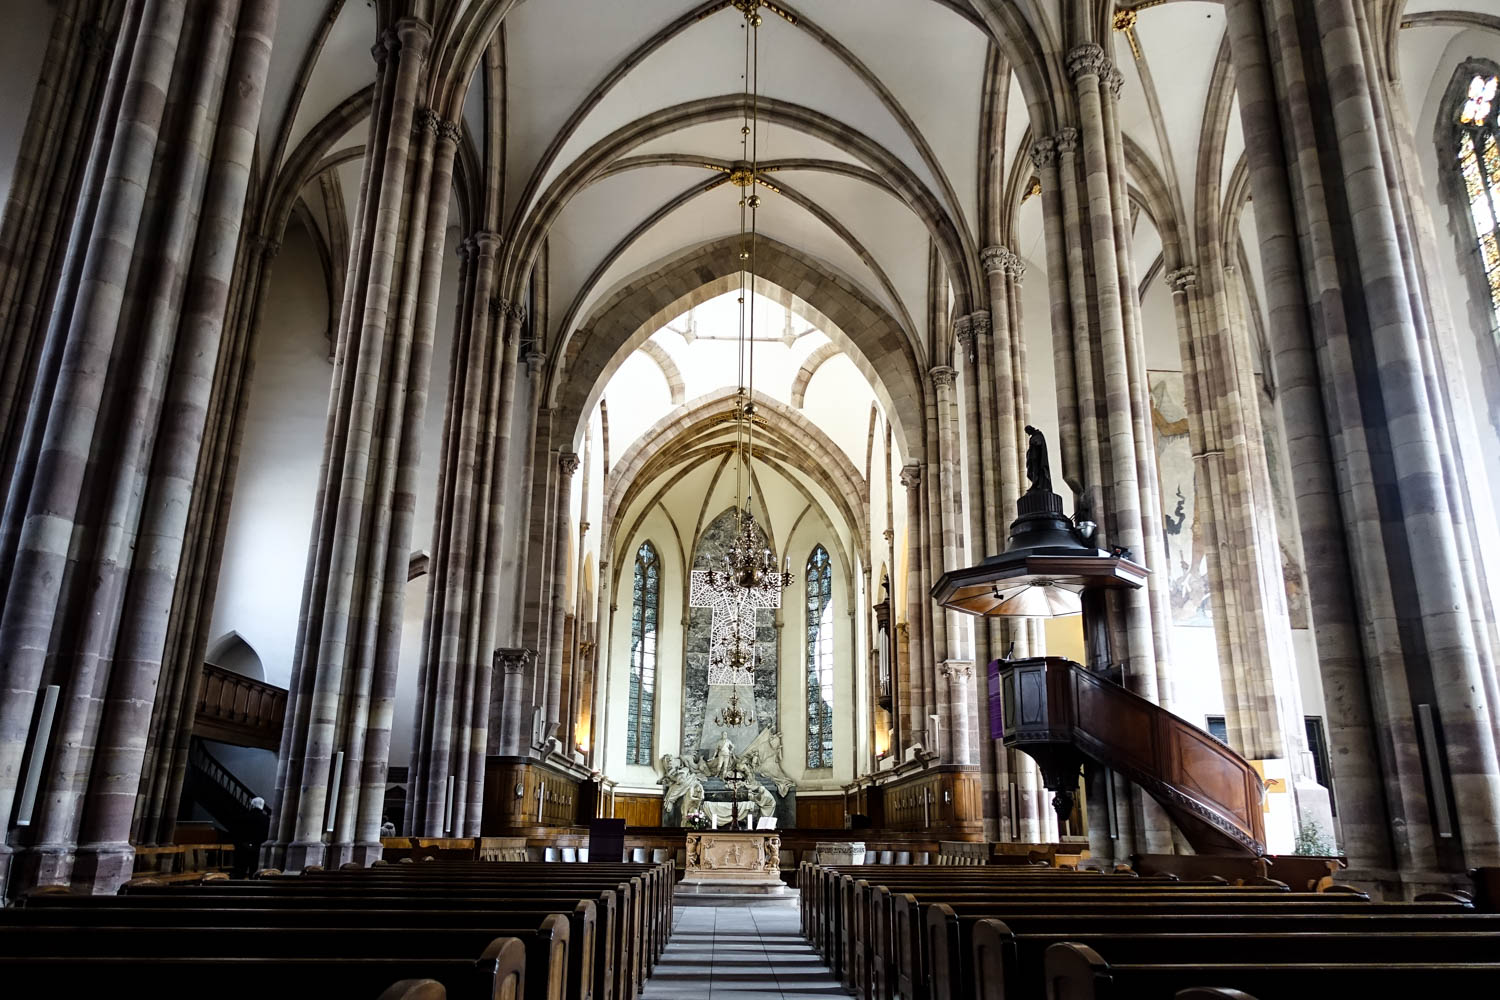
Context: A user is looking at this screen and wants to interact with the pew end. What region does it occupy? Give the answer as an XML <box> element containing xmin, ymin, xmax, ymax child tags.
<box><xmin>380</xmin><ymin>979</ymin><xmax>448</xmax><ymax>1000</ymax></box>
<box><xmin>478</xmin><ymin>936</ymin><xmax>530</xmax><ymax>1000</ymax></box>
<box><xmin>970</xmin><ymin>918</ymin><xmax>1017</xmax><ymax>1000</ymax></box>
<box><xmin>1042</xmin><ymin>942</ymin><xmax>1108</xmax><ymax>1000</ymax></box>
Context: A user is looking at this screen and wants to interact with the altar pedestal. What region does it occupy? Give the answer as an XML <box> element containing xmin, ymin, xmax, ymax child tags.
<box><xmin>679</xmin><ymin>831</ymin><xmax>789</xmax><ymax>897</ymax></box>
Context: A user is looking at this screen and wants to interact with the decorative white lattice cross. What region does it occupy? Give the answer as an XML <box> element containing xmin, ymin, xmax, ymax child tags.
<box><xmin>690</xmin><ymin>570</ymin><xmax>784</xmax><ymax>686</ymax></box>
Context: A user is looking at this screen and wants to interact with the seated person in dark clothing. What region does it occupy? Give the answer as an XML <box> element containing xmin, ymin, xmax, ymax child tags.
<box><xmin>232</xmin><ymin>796</ymin><xmax>271</xmax><ymax>878</ymax></box>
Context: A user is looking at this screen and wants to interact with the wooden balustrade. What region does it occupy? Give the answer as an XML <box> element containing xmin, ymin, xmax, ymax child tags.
<box><xmin>194</xmin><ymin>663</ymin><xmax>287</xmax><ymax>750</ymax></box>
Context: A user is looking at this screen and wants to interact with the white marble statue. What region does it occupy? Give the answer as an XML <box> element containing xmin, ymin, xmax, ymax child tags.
<box><xmin>701</xmin><ymin>732</ymin><xmax>737</xmax><ymax>780</ymax></box>
<box><xmin>740</xmin><ymin>727</ymin><xmax>796</xmax><ymax>795</ymax></box>
<box><xmin>659</xmin><ymin>753</ymin><xmax>704</xmax><ymax>820</ymax></box>
<box><xmin>701</xmin><ymin>778</ymin><xmax>774</xmax><ymax>829</ymax></box>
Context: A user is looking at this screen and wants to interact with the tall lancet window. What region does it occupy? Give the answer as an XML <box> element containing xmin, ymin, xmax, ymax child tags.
<box><xmin>1455</xmin><ymin>69</ymin><xmax>1500</xmax><ymax>329</ymax></box>
<box><xmin>627</xmin><ymin>541</ymin><xmax>659</xmax><ymax>766</ymax></box>
<box><xmin>805</xmin><ymin>545</ymin><xmax>835</xmax><ymax>769</ymax></box>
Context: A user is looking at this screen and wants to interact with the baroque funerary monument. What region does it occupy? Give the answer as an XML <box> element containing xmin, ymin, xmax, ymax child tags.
<box><xmin>1</xmin><ymin>0</ymin><xmax>1500</xmax><ymax>902</ymax></box>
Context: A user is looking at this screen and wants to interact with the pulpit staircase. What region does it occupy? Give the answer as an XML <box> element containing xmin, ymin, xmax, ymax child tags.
<box><xmin>184</xmin><ymin>737</ymin><xmax>264</xmax><ymax>837</ymax></box>
<box><xmin>996</xmin><ymin>656</ymin><xmax>1266</xmax><ymax>855</ymax></box>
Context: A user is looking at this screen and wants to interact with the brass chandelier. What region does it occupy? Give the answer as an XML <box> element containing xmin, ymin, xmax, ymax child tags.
<box><xmin>706</xmin><ymin>1</ymin><xmax>786</xmax><ymax>732</ymax></box>
<box><xmin>705</xmin><ymin>0</ymin><xmax>792</xmax><ymax>601</ymax></box>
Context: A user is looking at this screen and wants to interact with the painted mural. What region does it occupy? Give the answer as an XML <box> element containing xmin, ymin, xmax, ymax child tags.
<box><xmin>1150</xmin><ymin>371</ymin><xmax>1213</xmax><ymax>626</ymax></box>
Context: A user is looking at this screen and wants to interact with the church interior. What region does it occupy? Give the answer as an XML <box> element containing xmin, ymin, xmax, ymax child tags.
<box><xmin>4</xmin><ymin>0</ymin><xmax>1500</xmax><ymax>995</ymax></box>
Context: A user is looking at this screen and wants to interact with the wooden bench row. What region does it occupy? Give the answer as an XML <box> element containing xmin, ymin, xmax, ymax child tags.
<box><xmin>0</xmin><ymin>860</ymin><xmax>674</xmax><ymax>1000</ymax></box>
<box><xmin>799</xmin><ymin>861</ymin><xmax>1499</xmax><ymax>1000</ymax></box>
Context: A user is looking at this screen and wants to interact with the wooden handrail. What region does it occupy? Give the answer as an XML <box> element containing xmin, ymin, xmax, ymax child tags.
<box><xmin>999</xmin><ymin>656</ymin><xmax>1266</xmax><ymax>854</ymax></box>
<box><xmin>194</xmin><ymin>663</ymin><xmax>287</xmax><ymax>750</ymax></box>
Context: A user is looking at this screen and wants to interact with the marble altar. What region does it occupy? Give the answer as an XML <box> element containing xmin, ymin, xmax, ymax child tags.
<box><xmin>681</xmin><ymin>831</ymin><xmax>783</xmax><ymax>890</ymax></box>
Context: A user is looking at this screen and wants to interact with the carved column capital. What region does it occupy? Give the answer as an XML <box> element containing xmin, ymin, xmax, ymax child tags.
<box><xmin>899</xmin><ymin>462</ymin><xmax>922</xmax><ymax>489</ymax></box>
<box><xmin>559</xmin><ymin>451</ymin><xmax>581</xmax><ymax>478</ymax></box>
<box><xmin>1055</xmin><ymin>128</ymin><xmax>1080</xmax><ymax>155</ymax></box>
<box><xmin>498</xmin><ymin>298</ymin><xmax>527</xmax><ymax>324</ymax></box>
<box><xmin>929</xmin><ymin>366</ymin><xmax>957</xmax><ymax>390</ymax></box>
<box><xmin>472</xmin><ymin>231</ymin><xmax>502</xmax><ymax>256</ymax></box>
<box><xmin>412</xmin><ymin>107</ymin><xmax>441</xmax><ymax>136</ymax></box>
<box><xmin>525</xmin><ymin>350</ymin><xmax>547</xmax><ymax>376</ymax></box>
<box><xmin>939</xmin><ymin>661</ymin><xmax>974</xmax><ymax>680</ymax></box>
<box><xmin>969</xmin><ymin>310</ymin><xmax>992</xmax><ymax>339</ymax></box>
<box><xmin>980</xmin><ymin>245</ymin><xmax>1009</xmax><ymax>275</ymax></box>
<box><xmin>494</xmin><ymin>647</ymin><xmax>535</xmax><ymax>674</ymax></box>
<box><xmin>1166</xmin><ymin>265</ymin><xmax>1199</xmax><ymax>293</ymax></box>
<box><xmin>457</xmin><ymin>237</ymin><xmax>475</xmax><ymax>263</ymax></box>
<box><xmin>1001</xmin><ymin>248</ymin><xmax>1026</xmax><ymax>283</ymax></box>
<box><xmin>394</xmin><ymin>16</ymin><xmax>434</xmax><ymax>60</ymax></box>
<box><xmin>1029</xmin><ymin>137</ymin><xmax>1057</xmax><ymax>170</ymax></box>
<box><xmin>437</xmin><ymin>118</ymin><xmax>463</xmax><ymax>144</ymax></box>
<box><xmin>953</xmin><ymin>314</ymin><xmax>975</xmax><ymax>364</ymax></box>
<box><xmin>1067</xmin><ymin>43</ymin><xmax>1111</xmax><ymax>83</ymax></box>
<box><xmin>372</xmin><ymin>27</ymin><xmax>396</xmax><ymax>64</ymax></box>
<box><xmin>253</xmin><ymin>234</ymin><xmax>281</xmax><ymax>261</ymax></box>
<box><xmin>1105</xmin><ymin>68</ymin><xmax>1125</xmax><ymax>98</ymax></box>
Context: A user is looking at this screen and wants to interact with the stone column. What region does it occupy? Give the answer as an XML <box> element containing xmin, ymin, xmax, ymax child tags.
<box><xmin>544</xmin><ymin>452</ymin><xmax>581</xmax><ymax>744</ymax></box>
<box><xmin>930</xmin><ymin>365</ymin><xmax>967</xmax><ymax>673</ymax></box>
<box><xmin>494</xmin><ymin>648</ymin><xmax>534</xmax><ymax>758</ymax></box>
<box><xmin>1068</xmin><ymin>43</ymin><xmax>1157</xmax><ymax>702</ymax></box>
<box><xmin>0</xmin><ymin>1</ymin><xmax>116</xmax><ymax>476</ymax></box>
<box><xmin>406</xmin><ymin>233</ymin><xmax>521</xmax><ymax>838</ymax></box>
<box><xmin>939</xmin><ymin>661</ymin><xmax>975</xmax><ymax>767</ymax></box>
<box><xmin>0</xmin><ymin>0</ymin><xmax>277</xmax><ymax>896</ymax></box>
<box><xmin>1225</xmin><ymin>0</ymin><xmax>1500</xmax><ymax>878</ymax></box>
<box><xmin>272</xmin><ymin>17</ymin><xmax>457</xmax><ymax>871</ymax></box>
<box><xmin>899</xmin><ymin>463</ymin><xmax>926</xmax><ymax>750</ymax></box>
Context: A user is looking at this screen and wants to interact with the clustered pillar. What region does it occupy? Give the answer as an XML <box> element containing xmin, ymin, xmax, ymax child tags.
<box><xmin>1025</xmin><ymin>43</ymin><xmax>1180</xmax><ymax>859</ymax></box>
<box><xmin>0</xmin><ymin>0</ymin><xmax>276</xmax><ymax>896</ymax></box>
<box><xmin>1225</xmin><ymin>0</ymin><xmax>1500</xmax><ymax>883</ymax></box>
<box><xmin>405</xmin><ymin>227</ymin><xmax>527</xmax><ymax>838</ymax></box>
<box><xmin>271</xmin><ymin>17</ymin><xmax>459</xmax><ymax>870</ymax></box>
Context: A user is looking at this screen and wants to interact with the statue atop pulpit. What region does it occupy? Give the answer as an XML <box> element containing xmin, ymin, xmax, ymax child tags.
<box><xmin>1024</xmin><ymin>425</ymin><xmax>1052</xmax><ymax>494</ymax></box>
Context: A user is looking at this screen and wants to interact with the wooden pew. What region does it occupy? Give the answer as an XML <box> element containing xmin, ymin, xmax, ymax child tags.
<box><xmin>0</xmin><ymin>910</ymin><xmax>584</xmax><ymax>1000</ymax></box>
<box><xmin>0</xmin><ymin>933</ymin><xmax>530</xmax><ymax>1000</ymax></box>
<box><xmin>284</xmin><ymin>862</ymin><xmax>670</xmax><ymax>965</ymax></box>
<box><xmin>827</xmin><ymin>870</ymin><xmax>1279</xmax><ymax>996</ymax></box>
<box><xmin>969</xmin><ymin>918</ymin><xmax>1500</xmax><ymax>1000</ymax></box>
<box><xmin>119</xmin><ymin>870</ymin><xmax>653</xmax><ymax>996</ymax></box>
<box><xmin>8</xmin><ymin>859</ymin><xmax>671</xmax><ymax>1000</ymax></box>
<box><xmin>60</xmin><ymin>882</ymin><xmax>634</xmax><ymax>1000</ymax></box>
<box><xmin>1042</xmin><ymin>940</ymin><xmax>1500</xmax><ymax>1000</ymax></box>
<box><xmin>880</xmin><ymin>889</ymin><xmax>1380</xmax><ymax>1000</ymax></box>
<box><xmin>928</xmin><ymin>906</ymin><xmax>1500</xmax><ymax>1000</ymax></box>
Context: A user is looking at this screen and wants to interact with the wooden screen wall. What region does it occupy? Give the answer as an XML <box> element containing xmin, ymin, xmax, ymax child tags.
<box><xmin>612</xmin><ymin>793</ymin><xmax>663</xmax><ymax>828</ymax></box>
<box><xmin>795</xmin><ymin>795</ymin><xmax>846</xmax><ymax>829</ymax></box>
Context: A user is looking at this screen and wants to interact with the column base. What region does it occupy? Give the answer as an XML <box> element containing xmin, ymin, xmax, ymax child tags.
<box><xmin>283</xmin><ymin>840</ymin><xmax>327</xmax><ymax>872</ymax></box>
<box><xmin>349</xmin><ymin>841</ymin><xmax>384</xmax><ymax>867</ymax></box>
<box><xmin>71</xmin><ymin>842</ymin><xmax>136</xmax><ymax>895</ymax></box>
<box><xmin>323</xmin><ymin>841</ymin><xmax>353</xmax><ymax>870</ymax></box>
<box><xmin>0</xmin><ymin>844</ymin><xmax>14</xmax><ymax>904</ymax></box>
<box><xmin>20</xmin><ymin>842</ymin><xmax>76</xmax><ymax>891</ymax></box>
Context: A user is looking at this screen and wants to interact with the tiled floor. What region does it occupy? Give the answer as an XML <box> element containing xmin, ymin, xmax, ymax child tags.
<box><xmin>643</xmin><ymin>902</ymin><xmax>852</xmax><ymax>1000</ymax></box>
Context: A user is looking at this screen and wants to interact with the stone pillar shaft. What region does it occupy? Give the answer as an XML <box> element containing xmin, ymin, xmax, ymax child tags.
<box><xmin>0</xmin><ymin>0</ymin><xmax>276</xmax><ymax>895</ymax></box>
<box><xmin>544</xmin><ymin>452</ymin><xmax>580</xmax><ymax>742</ymax></box>
<box><xmin>272</xmin><ymin>17</ymin><xmax>448</xmax><ymax>870</ymax></box>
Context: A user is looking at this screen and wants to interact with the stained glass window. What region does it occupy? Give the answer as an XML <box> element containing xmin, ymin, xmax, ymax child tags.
<box><xmin>1456</xmin><ymin>72</ymin><xmax>1500</xmax><ymax>330</ymax></box>
<box><xmin>627</xmin><ymin>541</ymin><xmax>659</xmax><ymax>766</ymax></box>
<box><xmin>805</xmin><ymin>545</ymin><xmax>835</xmax><ymax>769</ymax></box>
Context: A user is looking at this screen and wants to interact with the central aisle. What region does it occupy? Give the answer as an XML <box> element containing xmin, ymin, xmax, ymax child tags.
<box><xmin>642</xmin><ymin>903</ymin><xmax>849</xmax><ymax>1000</ymax></box>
